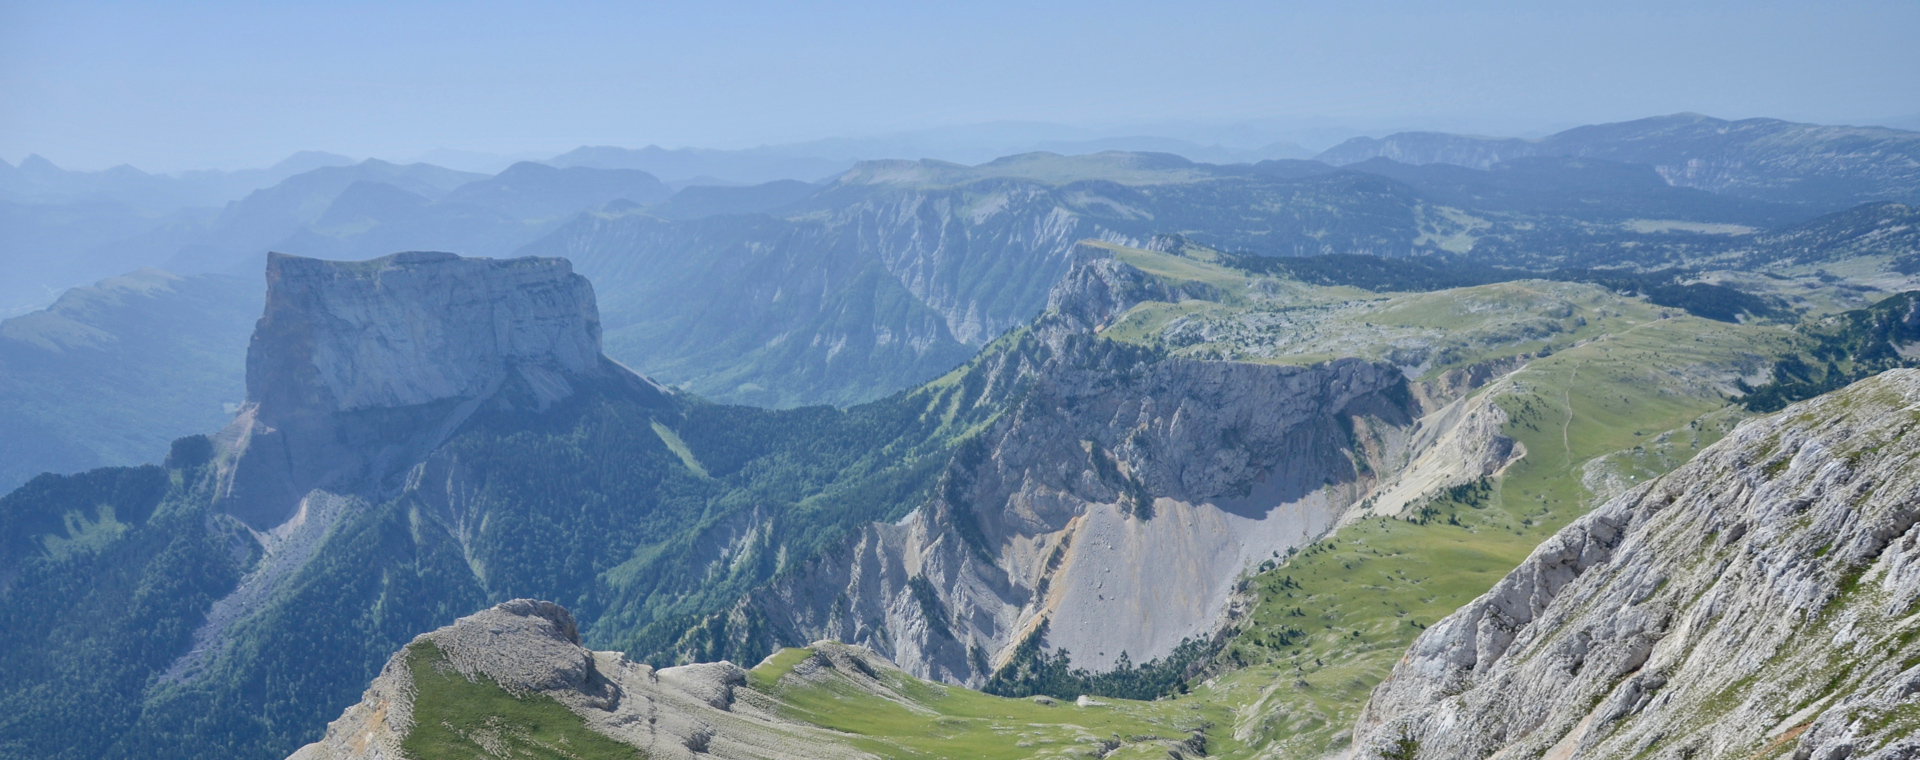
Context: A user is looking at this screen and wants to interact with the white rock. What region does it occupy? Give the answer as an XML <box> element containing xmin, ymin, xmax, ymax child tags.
<box><xmin>1350</xmin><ymin>369</ymin><xmax>1920</xmax><ymax>760</ymax></box>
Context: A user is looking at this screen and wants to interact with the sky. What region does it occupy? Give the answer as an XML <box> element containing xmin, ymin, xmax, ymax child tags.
<box><xmin>2</xmin><ymin>0</ymin><xmax>1916</xmax><ymax>172</ymax></box>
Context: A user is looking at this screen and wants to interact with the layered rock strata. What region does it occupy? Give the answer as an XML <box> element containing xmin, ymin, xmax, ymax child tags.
<box><xmin>179</xmin><ymin>249</ymin><xmax>665</xmax><ymax>688</ymax></box>
<box><xmin>715</xmin><ymin>250</ymin><xmax>1510</xmax><ymax>685</ymax></box>
<box><xmin>1350</xmin><ymin>368</ymin><xmax>1920</xmax><ymax>760</ymax></box>
<box><xmin>761</xmin><ymin>345</ymin><xmax>1413</xmax><ymax>684</ymax></box>
<box><xmin>216</xmin><ymin>250</ymin><xmax>621</xmax><ymax>530</ymax></box>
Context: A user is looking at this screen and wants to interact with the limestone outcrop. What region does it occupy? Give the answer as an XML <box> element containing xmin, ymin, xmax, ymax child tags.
<box><xmin>175</xmin><ymin>249</ymin><xmax>667</xmax><ymax>689</ymax></box>
<box><xmin>1349</xmin><ymin>369</ymin><xmax>1920</xmax><ymax>760</ymax></box>
<box><xmin>723</xmin><ymin>250</ymin><xmax>1451</xmax><ymax>685</ymax></box>
<box><xmin>757</xmin><ymin>344</ymin><xmax>1414</xmax><ymax>684</ymax></box>
<box><xmin>215</xmin><ymin>251</ymin><xmax>621</xmax><ymax>530</ymax></box>
<box><xmin>1045</xmin><ymin>243</ymin><xmax>1221</xmax><ymax>334</ymax></box>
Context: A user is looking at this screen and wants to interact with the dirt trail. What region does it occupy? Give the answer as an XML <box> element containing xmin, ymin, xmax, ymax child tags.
<box><xmin>1557</xmin><ymin>316</ymin><xmax>1662</xmax><ymax>468</ymax></box>
<box><xmin>1562</xmin><ymin>362</ymin><xmax>1581</xmax><ymax>468</ymax></box>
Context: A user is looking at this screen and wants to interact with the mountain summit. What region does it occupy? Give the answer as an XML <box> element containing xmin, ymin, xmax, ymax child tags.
<box><xmin>217</xmin><ymin>250</ymin><xmax>632</xmax><ymax>529</ymax></box>
<box><xmin>247</xmin><ymin>250</ymin><xmax>604</xmax><ymax>413</ymax></box>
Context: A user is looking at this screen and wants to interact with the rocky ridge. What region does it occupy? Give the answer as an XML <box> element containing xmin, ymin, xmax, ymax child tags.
<box><xmin>1349</xmin><ymin>368</ymin><xmax>1920</xmax><ymax>760</ymax></box>
<box><xmin>694</xmin><ymin>246</ymin><xmax>1523</xmax><ymax>685</ymax></box>
<box><xmin>754</xmin><ymin>342</ymin><xmax>1412</xmax><ymax>682</ymax></box>
<box><xmin>288</xmin><ymin>599</ymin><xmax>877</xmax><ymax>760</ymax></box>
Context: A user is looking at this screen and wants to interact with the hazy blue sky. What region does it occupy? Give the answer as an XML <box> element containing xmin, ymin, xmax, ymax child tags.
<box><xmin>3</xmin><ymin>0</ymin><xmax>1916</xmax><ymax>171</ymax></box>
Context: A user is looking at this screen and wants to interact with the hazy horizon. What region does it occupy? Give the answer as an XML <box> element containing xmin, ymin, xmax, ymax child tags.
<box><xmin>4</xmin><ymin>0</ymin><xmax>1918</xmax><ymax>173</ymax></box>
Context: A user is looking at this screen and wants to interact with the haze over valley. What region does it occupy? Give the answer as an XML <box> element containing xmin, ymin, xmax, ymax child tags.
<box><xmin>3</xmin><ymin>2</ymin><xmax>1920</xmax><ymax>759</ymax></box>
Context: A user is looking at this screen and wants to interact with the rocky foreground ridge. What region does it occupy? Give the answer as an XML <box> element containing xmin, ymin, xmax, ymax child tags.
<box><xmin>1350</xmin><ymin>368</ymin><xmax>1920</xmax><ymax>760</ymax></box>
<box><xmin>288</xmin><ymin>599</ymin><xmax>880</xmax><ymax>760</ymax></box>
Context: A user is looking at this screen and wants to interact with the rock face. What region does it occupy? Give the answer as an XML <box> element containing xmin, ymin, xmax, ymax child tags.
<box><xmin>217</xmin><ymin>251</ymin><xmax>612</xmax><ymax>529</ymax></box>
<box><xmin>718</xmin><ymin>250</ymin><xmax>1462</xmax><ymax>685</ymax></box>
<box><xmin>761</xmin><ymin>345</ymin><xmax>1413</xmax><ymax>683</ymax></box>
<box><xmin>1349</xmin><ymin>369</ymin><xmax>1920</xmax><ymax>760</ymax></box>
<box><xmin>524</xmin><ymin>155</ymin><xmax>1451</xmax><ymax>407</ymax></box>
<box><xmin>170</xmin><ymin>249</ymin><xmax>665</xmax><ymax>690</ymax></box>
<box><xmin>287</xmin><ymin>600</ymin><xmax>874</xmax><ymax>760</ymax></box>
<box><xmin>1044</xmin><ymin>243</ymin><xmax>1223</xmax><ymax>334</ymax></box>
<box><xmin>247</xmin><ymin>250</ymin><xmax>602</xmax><ymax>413</ymax></box>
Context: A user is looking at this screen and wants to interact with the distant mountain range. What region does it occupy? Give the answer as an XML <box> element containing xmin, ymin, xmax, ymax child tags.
<box><xmin>3</xmin><ymin>113</ymin><xmax>1920</xmax><ymax>760</ymax></box>
<box><xmin>0</xmin><ymin>151</ymin><xmax>355</xmax><ymax>212</ymax></box>
<box><xmin>9</xmin><ymin>113</ymin><xmax>1910</xmax><ymax>318</ymax></box>
<box><xmin>4</xmin><ymin>112</ymin><xmax>1920</xmax><ymax>491</ymax></box>
<box><xmin>544</xmin><ymin>134</ymin><xmax>1312</xmax><ymax>185</ymax></box>
<box><xmin>1317</xmin><ymin>113</ymin><xmax>1920</xmax><ymax>210</ymax></box>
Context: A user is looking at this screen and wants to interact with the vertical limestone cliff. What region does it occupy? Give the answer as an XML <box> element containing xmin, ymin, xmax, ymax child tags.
<box><xmin>754</xmin><ymin>347</ymin><xmax>1413</xmax><ymax>684</ymax></box>
<box><xmin>215</xmin><ymin>250</ymin><xmax>622</xmax><ymax>530</ymax></box>
<box><xmin>169</xmin><ymin>250</ymin><xmax>667</xmax><ymax>690</ymax></box>
<box><xmin>1349</xmin><ymin>369</ymin><xmax>1920</xmax><ymax>760</ymax></box>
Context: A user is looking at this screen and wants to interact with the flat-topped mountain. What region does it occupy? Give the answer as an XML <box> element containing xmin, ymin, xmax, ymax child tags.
<box><xmin>218</xmin><ymin>250</ymin><xmax>626</xmax><ymax>530</ymax></box>
<box><xmin>247</xmin><ymin>250</ymin><xmax>604</xmax><ymax>414</ymax></box>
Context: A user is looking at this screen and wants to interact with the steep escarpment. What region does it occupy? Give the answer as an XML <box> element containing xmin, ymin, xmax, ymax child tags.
<box><xmin>521</xmin><ymin>158</ymin><xmax>1458</xmax><ymax>407</ymax></box>
<box><xmin>759</xmin><ymin>341</ymin><xmax>1411</xmax><ymax>685</ymax></box>
<box><xmin>652</xmin><ymin>248</ymin><xmax>1519</xmax><ymax>689</ymax></box>
<box><xmin>1350</xmin><ymin>369</ymin><xmax>1920</xmax><ymax>760</ymax></box>
<box><xmin>246</xmin><ymin>250</ymin><xmax>604</xmax><ymax>413</ymax></box>
<box><xmin>216</xmin><ymin>250</ymin><xmax>648</xmax><ymax>529</ymax></box>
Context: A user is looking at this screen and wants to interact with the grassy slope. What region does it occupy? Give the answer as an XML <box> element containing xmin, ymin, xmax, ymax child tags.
<box><xmin>352</xmin><ymin>241</ymin><xmax>1850</xmax><ymax>759</ymax></box>
<box><xmin>1200</xmin><ymin>311</ymin><xmax>1796</xmax><ymax>758</ymax></box>
<box><xmin>1054</xmin><ymin>242</ymin><xmax>1805</xmax><ymax>756</ymax></box>
<box><xmin>403</xmin><ymin>641</ymin><xmax>643</xmax><ymax>760</ymax></box>
<box><xmin>723</xmin><ymin>246</ymin><xmax>1807</xmax><ymax>759</ymax></box>
<box><xmin>750</xmin><ymin>647</ymin><xmax>1237</xmax><ymax>759</ymax></box>
<box><xmin>399</xmin><ymin>636</ymin><xmax>1237</xmax><ymax>760</ymax></box>
<box><xmin>1095</xmin><ymin>240</ymin><xmax>1649</xmax><ymax>378</ymax></box>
